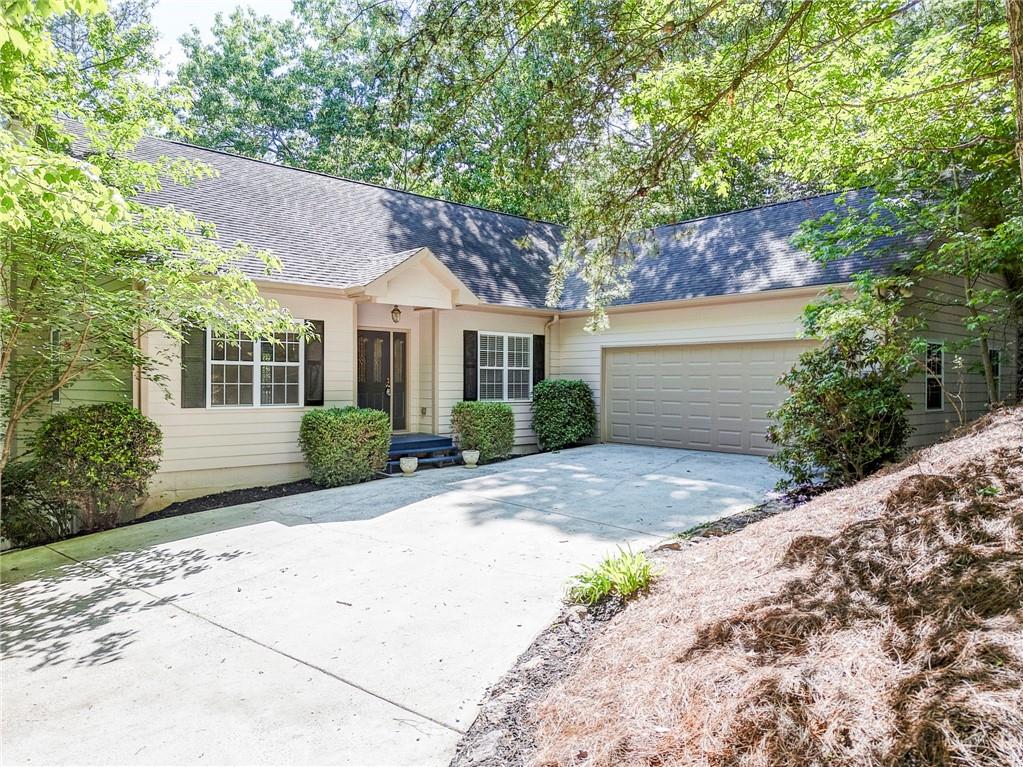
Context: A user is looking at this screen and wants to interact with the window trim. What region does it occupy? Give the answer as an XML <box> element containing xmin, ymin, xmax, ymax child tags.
<box><xmin>925</xmin><ymin>340</ymin><xmax>944</xmax><ymax>412</ymax></box>
<box><xmin>478</xmin><ymin>331</ymin><xmax>533</xmax><ymax>402</ymax></box>
<box><xmin>988</xmin><ymin>346</ymin><xmax>1001</xmax><ymax>402</ymax></box>
<box><xmin>204</xmin><ymin>326</ymin><xmax>305</xmax><ymax>409</ymax></box>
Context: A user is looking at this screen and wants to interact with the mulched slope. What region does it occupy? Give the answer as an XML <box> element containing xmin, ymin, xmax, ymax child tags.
<box><xmin>525</xmin><ymin>408</ymin><xmax>1023</xmax><ymax>767</ymax></box>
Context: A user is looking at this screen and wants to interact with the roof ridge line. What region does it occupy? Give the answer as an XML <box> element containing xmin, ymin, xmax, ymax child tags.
<box><xmin>650</xmin><ymin>187</ymin><xmax>872</xmax><ymax>232</ymax></box>
<box><xmin>141</xmin><ymin>131</ymin><xmax>567</xmax><ymax>229</ymax></box>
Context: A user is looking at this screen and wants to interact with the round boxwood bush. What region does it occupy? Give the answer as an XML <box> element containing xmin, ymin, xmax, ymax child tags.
<box><xmin>0</xmin><ymin>459</ymin><xmax>78</xmax><ymax>547</ymax></box>
<box><xmin>299</xmin><ymin>407</ymin><xmax>391</xmax><ymax>486</ymax></box>
<box><xmin>531</xmin><ymin>379</ymin><xmax>596</xmax><ymax>451</ymax></box>
<box><xmin>33</xmin><ymin>403</ymin><xmax>163</xmax><ymax>532</ymax></box>
<box><xmin>451</xmin><ymin>401</ymin><xmax>514</xmax><ymax>463</ymax></box>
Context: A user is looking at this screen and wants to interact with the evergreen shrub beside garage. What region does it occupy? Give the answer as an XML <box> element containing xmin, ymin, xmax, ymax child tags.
<box><xmin>531</xmin><ymin>379</ymin><xmax>596</xmax><ymax>451</ymax></box>
<box><xmin>451</xmin><ymin>401</ymin><xmax>514</xmax><ymax>463</ymax></box>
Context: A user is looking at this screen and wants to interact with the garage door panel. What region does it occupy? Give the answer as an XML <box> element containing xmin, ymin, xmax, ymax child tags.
<box><xmin>661</xmin><ymin>401</ymin><xmax>683</xmax><ymax>417</ymax></box>
<box><xmin>604</xmin><ymin>341</ymin><xmax>809</xmax><ymax>456</ymax></box>
<box><xmin>634</xmin><ymin>400</ymin><xmax>656</xmax><ymax>416</ymax></box>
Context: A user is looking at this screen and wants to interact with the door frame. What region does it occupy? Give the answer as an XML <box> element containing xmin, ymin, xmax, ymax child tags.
<box><xmin>357</xmin><ymin>326</ymin><xmax>411</xmax><ymax>432</ymax></box>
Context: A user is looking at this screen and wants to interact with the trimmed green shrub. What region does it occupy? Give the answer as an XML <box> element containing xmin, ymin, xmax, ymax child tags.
<box><xmin>0</xmin><ymin>460</ymin><xmax>78</xmax><ymax>547</ymax></box>
<box><xmin>531</xmin><ymin>379</ymin><xmax>596</xmax><ymax>451</ymax></box>
<box><xmin>33</xmin><ymin>403</ymin><xmax>163</xmax><ymax>532</ymax></box>
<box><xmin>768</xmin><ymin>288</ymin><xmax>914</xmax><ymax>490</ymax></box>
<box><xmin>299</xmin><ymin>407</ymin><xmax>390</xmax><ymax>486</ymax></box>
<box><xmin>451</xmin><ymin>401</ymin><xmax>514</xmax><ymax>463</ymax></box>
<box><xmin>568</xmin><ymin>547</ymin><xmax>659</xmax><ymax>605</ymax></box>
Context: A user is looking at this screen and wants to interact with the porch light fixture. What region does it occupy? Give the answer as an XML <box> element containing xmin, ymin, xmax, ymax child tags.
<box><xmin>391</xmin><ymin>305</ymin><xmax>402</xmax><ymax>324</ymax></box>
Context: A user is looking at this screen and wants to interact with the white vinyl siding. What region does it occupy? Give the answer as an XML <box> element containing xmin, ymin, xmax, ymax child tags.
<box><xmin>143</xmin><ymin>292</ymin><xmax>356</xmax><ymax>510</ymax></box>
<box><xmin>435</xmin><ymin>310</ymin><xmax>547</xmax><ymax>450</ymax></box>
<box><xmin>550</xmin><ymin>292</ymin><xmax>817</xmax><ymax>442</ymax></box>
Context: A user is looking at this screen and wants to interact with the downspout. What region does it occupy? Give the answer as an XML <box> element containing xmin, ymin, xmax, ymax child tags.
<box><xmin>544</xmin><ymin>313</ymin><xmax>560</xmax><ymax>379</ymax></box>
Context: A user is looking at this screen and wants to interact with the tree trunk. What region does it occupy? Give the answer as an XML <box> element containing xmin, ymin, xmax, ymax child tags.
<box><xmin>1006</xmin><ymin>0</ymin><xmax>1023</xmax><ymax>401</ymax></box>
<box><xmin>1008</xmin><ymin>0</ymin><xmax>1023</xmax><ymax>187</ymax></box>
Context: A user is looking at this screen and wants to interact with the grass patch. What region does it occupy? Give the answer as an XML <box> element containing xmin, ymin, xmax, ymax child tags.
<box><xmin>568</xmin><ymin>548</ymin><xmax>659</xmax><ymax>605</ymax></box>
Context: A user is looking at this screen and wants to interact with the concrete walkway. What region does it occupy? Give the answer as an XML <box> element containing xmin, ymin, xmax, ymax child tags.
<box><xmin>1</xmin><ymin>444</ymin><xmax>779</xmax><ymax>766</ymax></box>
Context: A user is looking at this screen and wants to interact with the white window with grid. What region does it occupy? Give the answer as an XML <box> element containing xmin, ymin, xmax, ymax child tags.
<box><xmin>209</xmin><ymin>330</ymin><xmax>255</xmax><ymax>407</ymax></box>
<box><xmin>479</xmin><ymin>332</ymin><xmax>532</xmax><ymax>401</ymax></box>
<box><xmin>208</xmin><ymin>329</ymin><xmax>303</xmax><ymax>408</ymax></box>
<box><xmin>260</xmin><ymin>332</ymin><xmax>302</xmax><ymax>405</ymax></box>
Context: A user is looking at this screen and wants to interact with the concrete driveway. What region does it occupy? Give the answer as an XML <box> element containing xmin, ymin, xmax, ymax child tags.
<box><xmin>1</xmin><ymin>444</ymin><xmax>779</xmax><ymax>766</ymax></box>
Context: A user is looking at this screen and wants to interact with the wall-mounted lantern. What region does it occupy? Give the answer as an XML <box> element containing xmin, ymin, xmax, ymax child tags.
<box><xmin>391</xmin><ymin>305</ymin><xmax>402</xmax><ymax>324</ymax></box>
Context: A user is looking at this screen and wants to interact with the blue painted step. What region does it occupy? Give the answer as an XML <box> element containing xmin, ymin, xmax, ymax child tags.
<box><xmin>386</xmin><ymin>433</ymin><xmax>460</xmax><ymax>473</ymax></box>
<box><xmin>389</xmin><ymin>433</ymin><xmax>454</xmax><ymax>456</ymax></box>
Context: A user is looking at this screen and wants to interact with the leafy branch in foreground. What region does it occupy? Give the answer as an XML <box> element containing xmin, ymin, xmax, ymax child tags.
<box><xmin>1</xmin><ymin>0</ymin><xmax>302</xmax><ymax>471</ymax></box>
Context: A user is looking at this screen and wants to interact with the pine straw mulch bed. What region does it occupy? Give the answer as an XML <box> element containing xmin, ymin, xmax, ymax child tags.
<box><xmin>459</xmin><ymin>407</ymin><xmax>1023</xmax><ymax>767</ymax></box>
<box><xmin>450</xmin><ymin>497</ymin><xmax>801</xmax><ymax>766</ymax></box>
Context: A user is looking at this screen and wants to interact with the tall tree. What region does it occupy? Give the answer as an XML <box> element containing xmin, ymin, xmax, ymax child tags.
<box><xmin>387</xmin><ymin>0</ymin><xmax>1021</xmax><ymax>402</ymax></box>
<box><xmin>1</xmin><ymin>0</ymin><xmax>301</xmax><ymax>472</ymax></box>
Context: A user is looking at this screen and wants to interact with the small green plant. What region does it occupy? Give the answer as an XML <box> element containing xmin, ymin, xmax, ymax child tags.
<box><xmin>299</xmin><ymin>407</ymin><xmax>391</xmax><ymax>486</ymax></box>
<box><xmin>568</xmin><ymin>548</ymin><xmax>660</xmax><ymax>605</ymax></box>
<box><xmin>0</xmin><ymin>460</ymin><xmax>78</xmax><ymax>547</ymax></box>
<box><xmin>531</xmin><ymin>379</ymin><xmax>596</xmax><ymax>451</ymax></box>
<box><xmin>33</xmin><ymin>403</ymin><xmax>163</xmax><ymax>532</ymax></box>
<box><xmin>451</xmin><ymin>401</ymin><xmax>514</xmax><ymax>463</ymax></box>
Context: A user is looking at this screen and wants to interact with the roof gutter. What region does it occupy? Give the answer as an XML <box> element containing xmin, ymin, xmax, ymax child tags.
<box><xmin>554</xmin><ymin>283</ymin><xmax>848</xmax><ymax>318</ymax></box>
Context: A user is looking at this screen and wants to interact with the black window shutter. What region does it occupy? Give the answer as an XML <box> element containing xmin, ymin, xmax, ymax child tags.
<box><xmin>532</xmin><ymin>334</ymin><xmax>545</xmax><ymax>387</ymax></box>
<box><xmin>180</xmin><ymin>325</ymin><xmax>206</xmax><ymax>408</ymax></box>
<box><xmin>463</xmin><ymin>330</ymin><xmax>478</xmax><ymax>401</ymax></box>
<box><xmin>304</xmin><ymin>320</ymin><xmax>324</xmax><ymax>406</ymax></box>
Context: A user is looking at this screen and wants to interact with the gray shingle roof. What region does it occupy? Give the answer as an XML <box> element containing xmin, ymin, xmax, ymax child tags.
<box><xmin>558</xmin><ymin>189</ymin><xmax>917</xmax><ymax>310</ymax></box>
<box><xmin>78</xmin><ymin>126</ymin><xmax>913</xmax><ymax>311</ymax></box>
<box><xmin>114</xmin><ymin>133</ymin><xmax>565</xmax><ymax>308</ymax></box>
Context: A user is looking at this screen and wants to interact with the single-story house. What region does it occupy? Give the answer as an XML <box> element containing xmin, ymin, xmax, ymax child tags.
<box><xmin>31</xmin><ymin>133</ymin><xmax>1020</xmax><ymax>511</ymax></box>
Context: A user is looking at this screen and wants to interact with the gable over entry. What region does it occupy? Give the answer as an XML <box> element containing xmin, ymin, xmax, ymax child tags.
<box><xmin>345</xmin><ymin>247</ymin><xmax>479</xmax><ymax>310</ymax></box>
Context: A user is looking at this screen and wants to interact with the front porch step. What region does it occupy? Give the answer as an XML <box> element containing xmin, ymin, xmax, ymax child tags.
<box><xmin>386</xmin><ymin>451</ymin><xmax>462</xmax><ymax>472</ymax></box>
<box><xmin>389</xmin><ymin>433</ymin><xmax>454</xmax><ymax>455</ymax></box>
<box><xmin>386</xmin><ymin>433</ymin><xmax>460</xmax><ymax>474</ymax></box>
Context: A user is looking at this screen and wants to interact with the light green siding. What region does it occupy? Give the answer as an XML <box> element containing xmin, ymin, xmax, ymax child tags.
<box><xmin>900</xmin><ymin>274</ymin><xmax>1018</xmax><ymax>448</ymax></box>
<box><xmin>9</xmin><ymin>328</ymin><xmax>132</xmax><ymax>459</ymax></box>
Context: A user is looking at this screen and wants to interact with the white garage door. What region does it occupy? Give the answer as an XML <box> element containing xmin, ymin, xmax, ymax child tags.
<box><xmin>603</xmin><ymin>341</ymin><xmax>809</xmax><ymax>456</ymax></box>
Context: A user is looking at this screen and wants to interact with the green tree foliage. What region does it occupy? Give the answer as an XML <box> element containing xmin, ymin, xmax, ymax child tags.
<box><xmin>171</xmin><ymin>1</ymin><xmax>814</xmax><ymax>226</ymax></box>
<box><xmin>0</xmin><ymin>458</ymin><xmax>77</xmax><ymax>546</ymax></box>
<box><xmin>387</xmin><ymin>0</ymin><xmax>1023</xmax><ymax>379</ymax></box>
<box><xmin>768</xmin><ymin>285</ymin><xmax>917</xmax><ymax>489</ymax></box>
<box><xmin>0</xmin><ymin>0</ymin><xmax>302</xmax><ymax>471</ymax></box>
<box><xmin>298</xmin><ymin>407</ymin><xmax>391</xmax><ymax>485</ymax></box>
<box><xmin>531</xmin><ymin>378</ymin><xmax>596</xmax><ymax>451</ymax></box>
<box><xmin>33</xmin><ymin>403</ymin><xmax>163</xmax><ymax>530</ymax></box>
<box><xmin>169</xmin><ymin>1</ymin><xmax>578</xmax><ymax>221</ymax></box>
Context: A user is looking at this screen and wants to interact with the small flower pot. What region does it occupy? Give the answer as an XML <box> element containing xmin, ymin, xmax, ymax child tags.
<box><xmin>399</xmin><ymin>456</ymin><xmax>418</xmax><ymax>476</ymax></box>
<box><xmin>461</xmin><ymin>449</ymin><xmax>480</xmax><ymax>468</ymax></box>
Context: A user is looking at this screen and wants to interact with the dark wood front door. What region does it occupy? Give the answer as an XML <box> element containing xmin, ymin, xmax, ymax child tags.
<box><xmin>357</xmin><ymin>329</ymin><xmax>407</xmax><ymax>430</ymax></box>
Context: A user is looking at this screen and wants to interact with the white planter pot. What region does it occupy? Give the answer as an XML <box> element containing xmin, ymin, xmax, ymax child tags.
<box><xmin>399</xmin><ymin>456</ymin><xmax>418</xmax><ymax>476</ymax></box>
<box><xmin>462</xmin><ymin>449</ymin><xmax>480</xmax><ymax>468</ymax></box>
